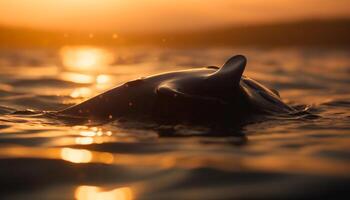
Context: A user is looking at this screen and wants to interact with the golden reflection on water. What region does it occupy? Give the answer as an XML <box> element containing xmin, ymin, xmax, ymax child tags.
<box><xmin>73</xmin><ymin>127</ymin><xmax>114</xmax><ymax>145</ymax></box>
<box><xmin>70</xmin><ymin>87</ymin><xmax>92</xmax><ymax>98</ymax></box>
<box><xmin>59</xmin><ymin>147</ymin><xmax>114</xmax><ymax>164</ymax></box>
<box><xmin>80</xmin><ymin>127</ymin><xmax>110</xmax><ymax>136</ymax></box>
<box><xmin>60</xmin><ymin>46</ymin><xmax>114</xmax><ymax>72</ymax></box>
<box><xmin>80</xmin><ymin>130</ymin><xmax>97</xmax><ymax>137</ymax></box>
<box><xmin>96</xmin><ymin>74</ymin><xmax>111</xmax><ymax>85</ymax></box>
<box><xmin>61</xmin><ymin>73</ymin><xmax>111</xmax><ymax>89</ymax></box>
<box><xmin>60</xmin><ymin>46</ymin><xmax>115</xmax><ymax>96</ymax></box>
<box><xmin>75</xmin><ymin>137</ymin><xmax>94</xmax><ymax>145</ymax></box>
<box><xmin>75</xmin><ymin>186</ymin><xmax>133</xmax><ymax>200</ymax></box>
<box><xmin>60</xmin><ymin>148</ymin><xmax>92</xmax><ymax>163</ymax></box>
<box><xmin>96</xmin><ymin>74</ymin><xmax>112</xmax><ymax>90</ymax></box>
<box><xmin>61</xmin><ymin>72</ymin><xmax>95</xmax><ymax>84</ymax></box>
<box><xmin>0</xmin><ymin>145</ymin><xmax>350</xmax><ymax>176</ymax></box>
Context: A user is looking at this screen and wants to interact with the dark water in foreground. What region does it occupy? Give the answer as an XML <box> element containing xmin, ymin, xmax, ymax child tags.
<box><xmin>0</xmin><ymin>46</ymin><xmax>349</xmax><ymax>199</ymax></box>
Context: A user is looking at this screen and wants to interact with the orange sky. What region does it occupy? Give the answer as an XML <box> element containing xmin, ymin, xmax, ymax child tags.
<box><xmin>0</xmin><ymin>0</ymin><xmax>349</xmax><ymax>32</ymax></box>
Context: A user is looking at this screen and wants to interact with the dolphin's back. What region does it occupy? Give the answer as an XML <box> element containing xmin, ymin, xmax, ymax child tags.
<box><xmin>58</xmin><ymin>55</ymin><xmax>295</xmax><ymax>125</ymax></box>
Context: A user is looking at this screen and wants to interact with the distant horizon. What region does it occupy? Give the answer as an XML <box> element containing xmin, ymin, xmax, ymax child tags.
<box><xmin>0</xmin><ymin>0</ymin><xmax>349</xmax><ymax>33</ymax></box>
<box><xmin>1</xmin><ymin>17</ymin><xmax>350</xmax><ymax>34</ymax></box>
<box><xmin>1</xmin><ymin>18</ymin><xmax>349</xmax><ymax>48</ymax></box>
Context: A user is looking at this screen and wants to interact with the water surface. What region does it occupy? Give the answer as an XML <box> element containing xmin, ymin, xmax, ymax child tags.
<box><xmin>0</xmin><ymin>46</ymin><xmax>349</xmax><ymax>199</ymax></box>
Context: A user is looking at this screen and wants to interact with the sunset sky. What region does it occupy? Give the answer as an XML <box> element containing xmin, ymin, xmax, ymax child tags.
<box><xmin>0</xmin><ymin>0</ymin><xmax>349</xmax><ymax>33</ymax></box>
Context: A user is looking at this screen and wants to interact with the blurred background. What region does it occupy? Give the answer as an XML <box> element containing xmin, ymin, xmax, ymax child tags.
<box><xmin>0</xmin><ymin>0</ymin><xmax>349</xmax><ymax>48</ymax></box>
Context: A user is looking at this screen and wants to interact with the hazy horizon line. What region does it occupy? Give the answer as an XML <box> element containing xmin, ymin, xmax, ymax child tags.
<box><xmin>1</xmin><ymin>17</ymin><xmax>349</xmax><ymax>48</ymax></box>
<box><xmin>1</xmin><ymin>17</ymin><xmax>349</xmax><ymax>34</ymax></box>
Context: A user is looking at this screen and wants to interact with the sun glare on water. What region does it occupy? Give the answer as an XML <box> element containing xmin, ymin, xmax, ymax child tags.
<box><xmin>60</xmin><ymin>148</ymin><xmax>93</xmax><ymax>163</ymax></box>
<box><xmin>59</xmin><ymin>46</ymin><xmax>115</xmax><ymax>97</ymax></box>
<box><xmin>60</xmin><ymin>46</ymin><xmax>114</xmax><ymax>72</ymax></box>
<box><xmin>75</xmin><ymin>185</ymin><xmax>133</xmax><ymax>200</ymax></box>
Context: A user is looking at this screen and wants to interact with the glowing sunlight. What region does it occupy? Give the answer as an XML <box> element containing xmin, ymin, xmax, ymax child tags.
<box><xmin>75</xmin><ymin>185</ymin><xmax>133</xmax><ymax>200</ymax></box>
<box><xmin>61</xmin><ymin>72</ymin><xmax>95</xmax><ymax>84</ymax></box>
<box><xmin>70</xmin><ymin>87</ymin><xmax>92</xmax><ymax>98</ymax></box>
<box><xmin>60</xmin><ymin>148</ymin><xmax>92</xmax><ymax>163</ymax></box>
<box><xmin>60</xmin><ymin>46</ymin><xmax>114</xmax><ymax>72</ymax></box>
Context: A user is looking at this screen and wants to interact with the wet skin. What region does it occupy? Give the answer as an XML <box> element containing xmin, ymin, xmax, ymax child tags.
<box><xmin>59</xmin><ymin>55</ymin><xmax>295</xmax><ymax>125</ymax></box>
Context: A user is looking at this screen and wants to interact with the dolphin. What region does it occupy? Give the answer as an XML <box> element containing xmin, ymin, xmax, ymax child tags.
<box><xmin>58</xmin><ymin>55</ymin><xmax>295</xmax><ymax>125</ymax></box>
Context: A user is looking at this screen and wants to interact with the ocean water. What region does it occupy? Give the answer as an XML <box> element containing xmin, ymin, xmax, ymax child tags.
<box><xmin>0</xmin><ymin>46</ymin><xmax>349</xmax><ymax>199</ymax></box>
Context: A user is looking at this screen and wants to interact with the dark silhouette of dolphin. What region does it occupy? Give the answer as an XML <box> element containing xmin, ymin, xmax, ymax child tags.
<box><xmin>59</xmin><ymin>55</ymin><xmax>295</xmax><ymax>125</ymax></box>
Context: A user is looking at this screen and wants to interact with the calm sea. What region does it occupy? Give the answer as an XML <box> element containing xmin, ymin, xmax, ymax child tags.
<box><xmin>0</xmin><ymin>46</ymin><xmax>349</xmax><ymax>199</ymax></box>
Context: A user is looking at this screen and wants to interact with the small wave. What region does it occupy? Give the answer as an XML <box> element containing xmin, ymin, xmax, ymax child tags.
<box><xmin>289</xmin><ymin>105</ymin><xmax>321</xmax><ymax>119</ymax></box>
<box><xmin>8</xmin><ymin>78</ymin><xmax>90</xmax><ymax>88</ymax></box>
<box><xmin>3</xmin><ymin>94</ymin><xmax>69</xmax><ymax>111</ymax></box>
<box><xmin>11</xmin><ymin>109</ymin><xmax>43</xmax><ymax>115</ymax></box>
<box><xmin>0</xmin><ymin>105</ymin><xmax>16</xmax><ymax>114</ymax></box>
<box><xmin>321</xmin><ymin>99</ymin><xmax>350</xmax><ymax>107</ymax></box>
<box><xmin>263</xmin><ymin>104</ymin><xmax>321</xmax><ymax>121</ymax></box>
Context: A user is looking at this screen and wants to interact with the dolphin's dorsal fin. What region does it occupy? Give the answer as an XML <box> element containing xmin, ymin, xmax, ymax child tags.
<box><xmin>208</xmin><ymin>55</ymin><xmax>246</xmax><ymax>87</ymax></box>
